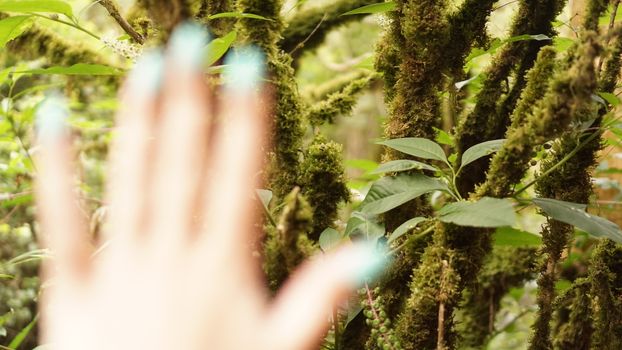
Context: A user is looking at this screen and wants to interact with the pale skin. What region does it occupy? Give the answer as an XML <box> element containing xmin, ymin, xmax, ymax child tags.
<box><xmin>35</xmin><ymin>27</ymin><xmax>382</xmax><ymax>350</ymax></box>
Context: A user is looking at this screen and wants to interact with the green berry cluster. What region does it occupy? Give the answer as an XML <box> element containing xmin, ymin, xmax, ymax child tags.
<box><xmin>359</xmin><ymin>287</ymin><xmax>403</xmax><ymax>350</ymax></box>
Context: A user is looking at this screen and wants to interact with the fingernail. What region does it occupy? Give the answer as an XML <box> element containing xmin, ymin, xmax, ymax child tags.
<box><xmin>347</xmin><ymin>243</ymin><xmax>389</xmax><ymax>287</ymax></box>
<box><xmin>168</xmin><ymin>22</ymin><xmax>210</xmax><ymax>69</ymax></box>
<box><xmin>36</xmin><ymin>93</ymin><xmax>69</xmax><ymax>143</ymax></box>
<box><xmin>127</xmin><ymin>50</ymin><xmax>164</xmax><ymax>97</ymax></box>
<box><xmin>224</xmin><ymin>46</ymin><xmax>265</xmax><ymax>91</ymax></box>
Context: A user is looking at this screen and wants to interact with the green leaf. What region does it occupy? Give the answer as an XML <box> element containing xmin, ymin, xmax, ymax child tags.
<box><xmin>532</xmin><ymin>198</ymin><xmax>622</xmax><ymax>244</ymax></box>
<box><xmin>355</xmin><ymin>55</ymin><xmax>375</xmax><ymax>70</ymax></box>
<box><xmin>256</xmin><ymin>189</ymin><xmax>272</xmax><ymax>211</ymax></box>
<box><xmin>319</xmin><ymin>228</ymin><xmax>341</xmax><ymax>252</ymax></box>
<box><xmin>360</xmin><ymin>174</ymin><xmax>449</xmax><ymax>215</ymax></box>
<box><xmin>8</xmin><ymin>314</ymin><xmax>38</xmax><ymax>349</ymax></box>
<box><xmin>0</xmin><ymin>0</ymin><xmax>73</xmax><ymax>18</ymax></box>
<box><xmin>555</xmin><ymin>279</ymin><xmax>572</xmax><ymax>293</ymax></box>
<box><xmin>205</xmin><ymin>30</ymin><xmax>237</xmax><ymax>67</ymax></box>
<box><xmin>460</xmin><ymin>139</ymin><xmax>506</xmax><ymax>169</ymax></box>
<box><xmin>434</xmin><ymin>127</ymin><xmax>455</xmax><ymax>147</ymax></box>
<box><xmin>17</xmin><ymin>64</ymin><xmax>122</xmax><ymax>76</ymax></box>
<box><xmin>344</xmin><ymin>212</ymin><xmax>385</xmax><ymax>241</ymax></box>
<box><xmin>370</xmin><ymin>159</ymin><xmax>437</xmax><ymax>174</ymax></box>
<box><xmin>341</xmin><ymin>2</ymin><xmax>396</xmax><ymax>16</ymax></box>
<box><xmin>553</xmin><ymin>37</ymin><xmax>575</xmax><ymax>53</ymax></box>
<box><xmin>493</xmin><ymin>227</ymin><xmax>541</xmax><ymax>247</ymax></box>
<box><xmin>388</xmin><ymin>217</ymin><xmax>427</xmax><ymax>243</ymax></box>
<box><xmin>438</xmin><ymin>197</ymin><xmax>516</xmax><ymax>228</ymax></box>
<box><xmin>598</xmin><ymin>92</ymin><xmax>620</xmax><ymax>107</ymax></box>
<box><xmin>0</xmin><ymin>67</ymin><xmax>12</xmax><ymax>84</ymax></box>
<box><xmin>0</xmin><ymin>15</ymin><xmax>32</xmax><ymax>48</ymax></box>
<box><xmin>377</xmin><ymin>137</ymin><xmax>448</xmax><ymax>164</ymax></box>
<box><xmin>208</xmin><ymin>12</ymin><xmax>273</xmax><ymax>21</ymax></box>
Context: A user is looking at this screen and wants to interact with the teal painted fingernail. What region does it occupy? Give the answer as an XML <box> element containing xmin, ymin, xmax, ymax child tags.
<box><xmin>36</xmin><ymin>93</ymin><xmax>69</xmax><ymax>143</ymax></box>
<box><xmin>224</xmin><ymin>46</ymin><xmax>265</xmax><ymax>91</ymax></box>
<box><xmin>168</xmin><ymin>22</ymin><xmax>209</xmax><ymax>68</ymax></box>
<box><xmin>128</xmin><ymin>50</ymin><xmax>164</xmax><ymax>96</ymax></box>
<box><xmin>350</xmin><ymin>243</ymin><xmax>389</xmax><ymax>287</ymax></box>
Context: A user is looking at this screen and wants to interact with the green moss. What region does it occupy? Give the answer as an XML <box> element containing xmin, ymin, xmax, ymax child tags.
<box><xmin>263</xmin><ymin>187</ymin><xmax>315</xmax><ymax>291</ymax></box>
<box><xmin>197</xmin><ymin>0</ymin><xmax>233</xmax><ymax>36</ymax></box>
<box><xmin>7</xmin><ymin>25</ymin><xmax>109</xmax><ymax>66</ymax></box>
<box><xmin>553</xmin><ymin>279</ymin><xmax>594</xmax><ymax>350</ymax></box>
<box><xmin>583</xmin><ymin>0</ymin><xmax>609</xmax><ymax>32</ymax></box>
<box><xmin>395</xmin><ymin>224</ymin><xmax>461</xmax><ymax>350</ymax></box>
<box><xmin>307</xmin><ymin>74</ymin><xmax>374</xmax><ymax>125</ymax></box>
<box><xmin>299</xmin><ymin>136</ymin><xmax>350</xmax><ymax>240</ymax></box>
<box><xmin>600</xmin><ymin>30</ymin><xmax>622</xmax><ymax>93</ymax></box>
<box><xmin>458</xmin><ymin>247</ymin><xmax>537</xmax><ymax>349</ymax></box>
<box><xmin>529</xmin><ymin>80</ymin><xmax>602</xmax><ymax>350</ymax></box>
<box><xmin>478</xmin><ymin>35</ymin><xmax>600</xmax><ymax>198</ymax></box>
<box><xmin>455</xmin><ymin>0</ymin><xmax>564</xmax><ymax>194</ymax></box>
<box><xmin>237</xmin><ymin>0</ymin><xmax>284</xmax><ymax>53</ymax></box>
<box><xmin>267</xmin><ymin>52</ymin><xmax>306</xmax><ymax>199</ymax></box>
<box><xmin>384</xmin><ymin>0</ymin><xmax>449</xmax><ymax>143</ymax></box>
<box><xmin>237</xmin><ymin>0</ymin><xmax>306</xmax><ymax>200</ymax></box>
<box><xmin>475</xmin><ymin>47</ymin><xmax>558</xmax><ymax>198</ymax></box>
<box><xmin>589</xmin><ymin>240</ymin><xmax>622</xmax><ymax>349</ymax></box>
<box><xmin>281</xmin><ymin>0</ymin><xmax>380</xmax><ymax>57</ymax></box>
<box><xmin>445</xmin><ymin>0</ymin><xmax>496</xmax><ymax>77</ymax></box>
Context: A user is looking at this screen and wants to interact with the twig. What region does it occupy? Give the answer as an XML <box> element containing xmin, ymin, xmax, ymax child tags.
<box><xmin>437</xmin><ymin>260</ymin><xmax>449</xmax><ymax>350</ymax></box>
<box><xmin>99</xmin><ymin>0</ymin><xmax>145</xmax><ymax>44</ymax></box>
<box><xmin>598</xmin><ymin>0</ymin><xmax>621</xmax><ymax>75</ymax></box>
<box><xmin>289</xmin><ymin>13</ymin><xmax>327</xmax><ymax>56</ymax></box>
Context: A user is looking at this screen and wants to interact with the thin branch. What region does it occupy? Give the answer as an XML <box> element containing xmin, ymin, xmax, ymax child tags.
<box><xmin>99</xmin><ymin>0</ymin><xmax>145</xmax><ymax>44</ymax></box>
<box><xmin>289</xmin><ymin>13</ymin><xmax>327</xmax><ymax>56</ymax></box>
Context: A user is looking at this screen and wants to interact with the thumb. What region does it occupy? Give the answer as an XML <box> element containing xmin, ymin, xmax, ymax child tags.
<box><xmin>263</xmin><ymin>243</ymin><xmax>388</xmax><ymax>350</ymax></box>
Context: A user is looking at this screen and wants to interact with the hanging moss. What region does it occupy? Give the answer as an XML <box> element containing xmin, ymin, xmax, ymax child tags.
<box><xmin>374</xmin><ymin>8</ymin><xmax>403</xmax><ymax>106</ymax></box>
<box><xmin>600</xmin><ymin>30</ymin><xmax>622</xmax><ymax>93</ymax></box>
<box><xmin>584</xmin><ymin>0</ymin><xmax>610</xmax><ymax>32</ymax></box>
<box><xmin>281</xmin><ymin>0</ymin><xmax>380</xmax><ymax>57</ymax></box>
<box><xmin>475</xmin><ymin>47</ymin><xmax>558</xmax><ymax>198</ymax></box>
<box><xmin>552</xmin><ymin>278</ymin><xmax>594</xmax><ymax>350</ymax></box>
<box><xmin>237</xmin><ymin>0</ymin><xmax>284</xmax><ymax>53</ymax></box>
<box><xmin>394</xmin><ymin>225</ymin><xmax>461</xmax><ymax>350</ymax></box>
<box><xmin>384</xmin><ymin>0</ymin><xmax>449</xmax><ymax>143</ymax></box>
<box><xmin>307</xmin><ymin>74</ymin><xmax>375</xmax><ymax>125</ymax></box>
<box><xmin>299</xmin><ymin>136</ymin><xmax>350</xmax><ymax>240</ymax></box>
<box><xmin>197</xmin><ymin>0</ymin><xmax>233</xmax><ymax>36</ymax></box>
<box><xmin>458</xmin><ymin>247</ymin><xmax>537</xmax><ymax>349</ymax></box>
<box><xmin>263</xmin><ymin>187</ymin><xmax>315</xmax><ymax>292</ymax></box>
<box><xmin>530</xmin><ymin>114</ymin><xmax>602</xmax><ymax>350</ymax></box>
<box><xmin>455</xmin><ymin>0</ymin><xmax>564</xmax><ymax>194</ymax></box>
<box><xmin>267</xmin><ymin>53</ymin><xmax>307</xmax><ymax>199</ymax></box>
<box><xmin>478</xmin><ymin>35</ymin><xmax>600</xmax><ymax>198</ymax></box>
<box><xmin>7</xmin><ymin>25</ymin><xmax>109</xmax><ymax>66</ymax></box>
<box><xmin>589</xmin><ymin>239</ymin><xmax>622</xmax><ymax>349</ymax></box>
<box><xmin>445</xmin><ymin>0</ymin><xmax>496</xmax><ymax>77</ymax></box>
<box><xmin>237</xmin><ymin>0</ymin><xmax>306</xmax><ymax>200</ymax></box>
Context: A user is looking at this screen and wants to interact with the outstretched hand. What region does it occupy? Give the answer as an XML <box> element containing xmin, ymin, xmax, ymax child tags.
<box><xmin>35</xmin><ymin>23</ymin><xmax>385</xmax><ymax>350</ymax></box>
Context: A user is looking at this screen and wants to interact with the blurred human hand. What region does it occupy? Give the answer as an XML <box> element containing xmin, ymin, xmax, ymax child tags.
<box><xmin>34</xmin><ymin>23</ymin><xmax>385</xmax><ymax>350</ymax></box>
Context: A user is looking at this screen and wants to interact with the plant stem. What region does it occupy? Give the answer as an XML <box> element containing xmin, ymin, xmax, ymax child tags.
<box><xmin>514</xmin><ymin>130</ymin><xmax>601</xmax><ymax>197</ymax></box>
<box><xmin>388</xmin><ymin>224</ymin><xmax>435</xmax><ymax>256</ymax></box>
<box><xmin>29</xmin><ymin>13</ymin><xmax>101</xmax><ymax>40</ymax></box>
